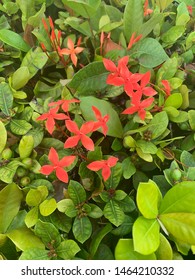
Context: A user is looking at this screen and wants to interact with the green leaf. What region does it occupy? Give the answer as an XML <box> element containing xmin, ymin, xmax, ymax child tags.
<box><xmin>155</xmin><ymin>234</ymin><xmax>173</xmax><ymax>260</ymax></box>
<box><xmin>26</xmin><ymin>186</ymin><xmax>48</xmax><ymax>207</ymax></box>
<box><xmin>19</xmin><ymin>248</ymin><xmax>50</xmax><ymax>260</ymax></box>
<box><xmin>176</xmin><ymin>2</ymin><xmax>190</xmax><ymax>26</ymax></box>
<box><xmin>115</xmin><ymin>239</ymin><xmax>156</xmax><ymax>260</ymax></box>
<box><xmin>87</xmin><ymin>203</ymin><xmax>103</xmax><ymax>218</ymax></box>
<box><xmin>133</xmin><ymin>216</ymin><xmax>160</xmax><ymax>255</ymax></box>
<box><xmin>34</xmin><ymin>220</ymin><xmax>61</xmax><ymax>248</ymax></box>
<box><xmin>90</xmin><ymin>223</ymin><xmax>113</xmax><ymax>257</ymax></box>
<box><xmin>68</xmin><ymin>62</ymin><xmax>108</xmax><ymax>96</ymax></box>
<box><xmin>62</xmin><ymin>0</ymin><xmax>101</xmax><ymax>18</ymax></box>
<box><xmin>161</xmin><ymin>26</ymin><xmax>185</xmax><ymax>45</ymax></box>
<box><xmin>136</xmin><ymin>140</ymin><xmax>158</xmax><ymax>154</ymax></box>
<box><xmin>155</xmin><ymin>0</ymin><xmax>174</xmax><ymax>11</ymax></box>
<box><xmin>28</xmin><ymin>3</ymin><xmax>46</xmax><ymax>27</ymax></box>
<box><xmin>11</xmin><ymin>66</ymin><xmax>30</xmax><ymax>90</ymax></box>
<box><xmin>0</xmin><ymin>82</ymin><xmax>13</xmax><ymax>116</ymax></box>
<box><xmin>103</xmin><ymin>200</ymin><xmax>125</xmax><ymax>227</ymax></box>
<box><xmin>188</xmin><ymin>110</ymin><xmax>195</xmax><ymax>130</ymax></box>
<box><xmin>122</xmin><ymin>157</ymin><xmax>136</xmax><ymax>179</ymax></box>
<box><xmin>26</xmin><ymin>127</ymin><xmax>44</xmax><ymax>147</ymax></box>
<box><xmin>149</xmin><ymin>111</ymin><xmax>169</xmax><ymax>139</ymax></box>
<box><xmin>134</xmin><ymin>38</ymin><xmax>169</xmax><ymax>68</ymax></box>
<box><xmin>21</xmin><ymin>47</ymin><xmax>48</xmax><ymax>79</ymax></box>
<box><xmin>0</xmin><ymin>29</ymin><xmax>30</xmax><ymax>52</ymax></box>
<box><xmin>104</xmin><ymin>162</ymin><xmax>122</xmax><ymax>189</ymax></box>
<box><xmin>56</xmin><ymin>240</ymin><xmax>80</xmax><ymax>259</ymax></box>
<box><xmin>159</xmin><ymin>213</ymin><xmax>195</xmax><ymax>245</ymax></box>
<box><xmin>124</xmin><ymin>0</ymin><xmax>143</xmax><ymax>41</ymax></box>
<box><xmin>7</xmin><ymin>227</ymin><xmax>44</xmax><ymax>251</ymax></box>
<box><xmin>57</xmin><ymin>199</ymin><xmax>77</xmax><ymax>218</ymax></box>
<box><xmin>137</xmin><ymin>180</ymin><xmax>162</xmax><ymax>219</ymax></box>
<box><xmin>0</xmin><ymin>120</ymin><xmax>7</xmax><ymax>153</ymax></box>
<box><xmin>139</xmin><ymin>13</ymin><xmax>164</xmax><ymax>39</ymax></box>
<box><xmin>10</xmin><ymin>119</ymin><xmax>32</xmax><ymax>135</ymax></box>
<box><xmin>68</xmin><ymin>180</ymin><xmax>86</xmax><ymax>205</ymax></box>
<box><xmin>80</xmin><ymin>96</ymin><xmax>123</xmax><ymax>138</ymax></box>
<box><xmin>159</xmin><ymin>181</ymin><xmax>195</xmax><ymax>214</ymax></box>
<box><xmin>44</xmin><ymin>211</ymin><xmax>72</xmax><ymax>234</ymax></box>
<box><xmin>39</xmin><ymin>198</ymin><xmax>57</xmax><ymax>216</ymax></box>
<box><xmin>73</xmin><ymin>216</ymin><xmax>92</xmax><ymax>243</ymax></box>
<box><xmin>156</xmin><ymin>57</ymin><xmax>178</xmax><ymax>82</ymax></box>
<box><xmin>0</xmin><ymin>183</ymin><xmax>23</xmax><ymax>233</ymax></box>
<box><xmin>0</xmin><ymin>160</ymin><xmax>22</xmax><ymax>183</ymax></box>
<box><xmin>25</xmin><ymin>206</ymin><xmax>39</xmax><ymax>228</ymax></box>
<box><xmin>18</xmin><ymin>135</ymin><xmax>34</xmax><ymax>159</ymax></box>
<box><xmin>40</xmin><ymin>138</ymin><xmax>64</xmax><ymax>150</ymax></box>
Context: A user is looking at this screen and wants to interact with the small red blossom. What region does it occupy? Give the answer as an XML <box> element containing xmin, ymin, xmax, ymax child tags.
<box><xmin>122</xmin><ymin>91</ymin><xmax>154</xmax><ymax>120</ymax></box>
<box><xmin>64</xmin><ymin>120</ymin><xmax>95</xmax><ymax>151</ymax></box>
<box><xmin>87</xmin><ymin>156</ymin><xmax>118</xmax><ymax>181</ymax></box>
<box><xmin>127</xmin><ymin>32</ymin><xmax>142</xmax><ymax>50</ymax></box>
<box><xmin>58</xmin><ymin>37</ymin><xmax>84</xmax><ymax>66</ymax></box>
<box><xmin>36</xmin><ymin>107</ymin><xmax>68</xmax><ymax>134</ymax></box>
<box><xmin>161</xmin><ymin>80</ymin><xmax>171</xmax><ymax>97</ymax></box>
<box><xmin>135</xmin><ymin>72</ymin><xmax>157</xmax><ymax>97</ymax></box>
<box><xmin>91</xmin><ymin>106</ymin><xmax>109</xmax><ymax>136</ymax></box>
<box><xmin>187</xmin><ymin>5</ymin><xmax>193</xmax><ymax>15</ymax></box>
<box><xmin>144</xmin><ymin>0</ymin><xmax>153</xmax><ymax>16</ymax></box>
<box><xmin>49</xmin><ymin>98</ymin><xmax>80</xmax><ymax>112</ymax></box>
<box><xmin>40</xmin><ymin>147</ymin><xmax>76</xmax><ymax>183</ymax></box>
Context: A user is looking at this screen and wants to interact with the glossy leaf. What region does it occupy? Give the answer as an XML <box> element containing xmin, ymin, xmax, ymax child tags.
<box><xmin>25</xmin><ymin>206</ymin><xmax>39</xmax><ymax>228</ymax></box>
<box><xmin>159</xmin><ymin>181</ymin><xmax>195</xmax><ymax>214</ymax></box>
<box><xmin>10</xmin><ymin>119</ymin><xmax>32</xmax><ymax>135</ymax></box>
<box><xmin>161</xmin><ymin>26</ymin><xmax>185</xmax><ymax>45</ymax></box>
<box><xmin>68</xmin><ymin>180</ymin><xmax>86</xmax><ymax>205</ymax></box>
<box><xmin>80</xmin><ymin>96</ymin><xmax>123</xmax><ymax>138</ymax></box>
<box><xmin>155</xmin><ymin>234</ymin><xmax>173</xmax><ymax>260</ymax></box>
<box><xmin>0</xmin><ymin>83</ymin><xmax>13</xmax><ymax>116</ymax></box>
<box><xmin>122</xmin><ymin>157</ymin><xmax>136</xmax><ymax>179</ymax></box>
<box><xmin>18</xmin><ymin>135</ymin><xmax>34</xmax><ymax>159</ymax></box>
<box><xmin>73</xmin><ymin>216</ymin><xmax>92</xmax><ymax>244</ymax></box>
<box><xmin>149</xmin><ymin>111</ymin><xmax>169</xmax><ymax>139</ymax></box>
<box><xmin>56</xmin><ymin>240</ymin><xmax>80</xmax><ymax>259</ymax></box>
<box><xmin>26</xmin><ymin>186</ymin><xmax>48</xmax><ymax>207</ymax></box>
<box><xmin>0</xmin><ymin>121</ymin><xmax>7</xmax><ymax>153</ymax></box>
<box><xmin>115</xmin><ymin>239</ymin><xmax>156</xmax><ymax>260</ymax></box>
<box><xmin>0</xmin><ymin>183</ymin><xmax>23</xmax><ymax>233</ymax></box>
<box><xmin>188</xmin><ymin>110</ymin><xmax>195</xmax><ymax>130</ymax></box>
<box><xmin>39</xmin><ymin>198</ymin><xmax>57</xmax><ymax>216</ymax></box>
<box><xmin>133</xmin><ymin>216</ymin><xmax>160</xmax><ymax>255</ymax></box>
<box><xmin>57</xmin><ymin>199</ymin><xmax>77</xmax><ymax>218</ymax></box>
<box><xmin>0</xmin><ymin>29</ymin><xmax>30</xmax><ymax>52</ymax></box>
<box><xmin>34</xmin><ymin>220</ymin><xmax>61</xmax><ymax>248</ymax></box>
<box><xmin>19</xmin><ymin>248</ymin><xmax>50</xmax><ymax>260</ymax></box>
<box><xmin>0</xmin><ymin>161</ymin><xmax>22</xmax><ymax>184</ymax></box>
<box><xmin>62</xmin><ymin>0</ymin><xmax>101</xmax><ymax>18</ymax></box>
<box><xmin>11</xmin><ymin>66</ymin><xmax>30</xmax><ymax>90</ymax></box>
<box><xmin>103</xmin><ymin>200</ymin><xmax>125</xmax><ymax>227</ymax></box>
<box><xmin>159</xmin><ymin>213</ymin><xmax>195</xmax><ymax>245</ymax></box>
<box><xmin>137</xmin><ymin>180</ymin><xmax>162</xmax><ymax>219</ymax></box>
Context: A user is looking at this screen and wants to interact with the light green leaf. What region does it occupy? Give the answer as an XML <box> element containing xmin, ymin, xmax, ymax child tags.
<box><xmin>7</xmin><ymin>227</ymin><xmax>44</xmax><ymax>251</ymax></box>
<box><xmin>164</xmin><ymin>92</ymin><xmax>183</xmax><ymax>108</ymax></box>
<box><xmin>26</xmin><ymin>186</ymin><xmax>48</xmax><ymax>206</ymax></box>
<box><xmin>159</xmin><ymin>181</ymin><xmax>195</xmax><ymax>214</ymax></box>
<box><xmin>0</xmin><ymin>120</ymin><xmax>7</xmax><ymax>153</ymax></box>
<box><xmin>122</xmin><ymin>157</ymin><xmax>136</xmax><ymax>179</ymax></box>
<box><xmin>149</xmin><ymin>111</ymin><xmax>169</xmax><ymax>139</ymax></box>
<box><xmin>18</xmin><ymin>135</ymin><xmax>34</xmax><ymax>159</ymax></box>
<box><xmin>62</xmin><ymin>0</ymin><xmax>101</xmax><ymax>18</ymax></box>
<box><xmin>103</xmin><ymin>200</ymin><xmax>125</xmax><ymax>227</ymax></box>
<box><xmin>115</xmin><ymin>239</ymin><xmax>156</xmax><ymax>260</ymax></box>
<box><xmin>0</xmin><ymin>29</ymin><xmax>30</xmax><ymax>52</ymax></box>
<box><xmin>68</xmin><ymin>62</ymin><xmax>108</xmax><ymax>96</ymax></box>
<box><xmin>57</xmin><ymin>199</ymin><xmax>77</xmax><ymax>218</ymax></box>
<box><xmin>161</xmin><ymin>26</ymin><xmax>185</xmax><ymax>45</ymax></box>
<box><xmin>139</xmin><ymin>13</ymin><xmax>164</xmax><ymax>39</ymax></box>
<box><xmin>10</xmin><ymin>119</ymin><xmax>32</xmax><ymax>135</ymax></box>
<box><xmin>11</xmin><ymin>66</ymin><xmax>30</xmax><ymax>90</ymax></box>
<box><xmin>124</xmin><ymin>0</ymin><xmax>143</xmax><ymax>41</ymax></box>
<box><xmin>80</xmin><ymin>96</ymin><xmax>123</xmax><ymax>138</ymax></box>
<box><xmin>188</xmin><ymin>110</ymin><xmax>195</xmax><ymax>130</ymax></box>
<box><xmin>56</xmin><ymin>240</ymin><xmax>80</xmax><ymax>259</ymax></box>
<box><xmin>73</xmin><ymin>216</ymin><xmax>92</xmax><ymax>243</ymax></box>
<box><xmin>155</xmin><ymin>234</ymin><xmax>173</xmax><ymax>260</ymax></box>
<box><xmin>25</xmin><ymin>206</ymin><xmax>39</xmax><ymax>228</ymax></box>
<box><xmin>19</xmin><ymin>248</ymin><xmax>49</xmax><ymax>260</ymax></box>
<box><xmin>0</xmin><ymin>183</ymin><xmax>23</xmax><ymax>233</ymax></box>
<box><xmin>34</xmin><ymin>220</ymin><xmax>61</xmax><ymax>248</ymax></box>
<box><xmin>136</xmin><ymin>140</ymin><xmax>158</xmax><ymax>154</ymax></box>
<box><xmin>159</xmin><ymin>213</ymin><xmax>195</xmax><ymax>245</ymax></box>
<box><xmin>133</xmin><ymin>216</ymin><xmax>160</xmax><ymax>255</ymax></box>
<box><xmin>137</xmin><ymin>180</ymin><xmax>162</xmax><ymax>219</ymax></box>
<box><xmin>0</xmin><ymin>82</ymin><xmax>13</xmax><ymax>116</ymax></box>
<box><xmin>0</xmin><ymin>161</ymin><xmax>22</xmax><ymax>183</ymax></box>
<box><xmin>39</xmin><ymin>198</ymin><xmax>57</xmax><ymax>216</ymax></box>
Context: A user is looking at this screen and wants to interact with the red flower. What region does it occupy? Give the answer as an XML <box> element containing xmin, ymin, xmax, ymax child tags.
<box><xmin>103</xmin><ymin>56</ymin><xmax>129</xmax><ymax>86</ymax></box>
<box><xmin>64</xmin><ymin>120</ymin><xmax>95</xmax><ymax>151</ymax></box>
<box><xmin>87</xmin><ymin>156</ymin><xmax>118</xmax><ymax>181</ymax></box>
<box><xmin>136</xmin><ymin>72</ymin><xmax>157</xmax><ymax>97</ymax></box>
<box><xmin>144</xmin><ymin>0</ymin><xmax>153</xmax><ymax>16</ymax></box>
<box><xmin>127</xmin><ymin>32</ymin><xmax>142</xmax><ymax>50</ymax></box>
<box><xmin>161</xmin><ymin>80</ymin><xmax>171</xmax><ymax>97</ymax></box>
<box><xmin>49</xmin><ymin>98</ymin><xmax>80</xmax><ymax>112</ymax></box>
<box><xmin>58</xmin><ymin>37</ymin><xmax>84</xmax><ymax>66</ymax></box>
<box><xmin>122</xmin><ymin>91</ymin><xmax>154</xmax><ymax>120</ymax></box>
<box><xmin>92</xmin><ymin>106</ymin><xmax>109</xmax><ymax>136</ymax></box>
<box><xmin>36</xmin><ymin>107</ymin><xmax>68</xmax><ymax>134</ymax></box>
<box><xmin>40</xmin><ymin>147</ymin><xmax>76</xmax><ymax>183</ymax></box>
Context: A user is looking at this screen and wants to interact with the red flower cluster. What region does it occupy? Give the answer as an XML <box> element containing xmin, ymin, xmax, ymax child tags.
<box><xmin>103</xmin><ymin>56</ymin><xmax>157</xmax><ymax>120</ymax></box>
<box><xmin>41</xmin><ymin>17</ymin><xmax>84</xmax><ymax>67</ymax></box>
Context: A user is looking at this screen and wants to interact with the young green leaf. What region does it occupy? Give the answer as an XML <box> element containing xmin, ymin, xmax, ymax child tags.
<box><xmin>56</xmin><ymin>240</ymin><xmax>80</xmax><ymax>259</ymax></box>
<box><xmin>18</xmin><ymin>135</ymin><xmax>34</xmax><ymax>159</ymax></box>
<box><xmin>0</xmin><ymin>29</ymin><xmax>30</xmax><ymax>52</ymax></box>
<box><xmin>0</xmin><ymin>121</ymin><xmax>7</xmax><ymax>154</ymax></box>
<box><xmin>39</xmin><ymin>198</ymin><xmax>57</xmax><ymax>216</ymax></box>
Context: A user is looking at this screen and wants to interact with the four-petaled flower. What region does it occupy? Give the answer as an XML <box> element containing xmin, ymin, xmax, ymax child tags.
<box><xmin>122</xmin><ymin>91</ymin><xmax>154</xmax><ymax>120</ymax></box>
<box><xmin>36</xmin><ymin>107</ymin><xmax>69</xmax><ymax>134</ymax></box>
<box><xmin>133</xmin><ymin>71</ymin><xmax>157</xmax><ymax>97</ymax></box>
<box><xmin>87</xmin><ymin>156</ymin><xmax>118</xmax><ymax>181</ymax></box>
<box><xmin>92</xmin><ymin>106</ymin><xmax>109</xmax><ymax>136</ymax></box>
<box><xmin>49</xmin><ymin>98</ymin><xmax>80</xmax><ymax>112</ymax></box>
<box><xmin>64</xmin><ymin>120</ymin><xmax>95</xmax><ymax>151</ymax></box>
<box><xmin>40</xmin><ymin>147</ymin><xmax>76</xmax><ymax>183</ymax></box>
<box><xmin>58</xmin><ymin>37</ymin><xmax>84</xmax><ymax>66</ymax></box>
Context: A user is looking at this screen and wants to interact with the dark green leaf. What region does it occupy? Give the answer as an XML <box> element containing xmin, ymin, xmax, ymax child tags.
<box><xmin>73</xmin><ymin>216</ymin><xmax>92</xmax><ymax>243</ymax></box>
<box><xmin>68</xmin><ymin>180</ymin><xmax>86</xmax><ymax>205</ymax></box>
<box><xmin>0</xmin><ymin>83</ymin><xmax>13</xmax><ymax>116</ymax></box>
<box><xmin>104</xmin><ymin>200</ymin><xmax>125</xmax><ymax>226</ymax></box>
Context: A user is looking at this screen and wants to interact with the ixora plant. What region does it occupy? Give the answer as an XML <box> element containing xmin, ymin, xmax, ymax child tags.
<box><xmin>0</xmin><ymin>0</ymin><xmax>195</xmax><ymax>260</ymax></box>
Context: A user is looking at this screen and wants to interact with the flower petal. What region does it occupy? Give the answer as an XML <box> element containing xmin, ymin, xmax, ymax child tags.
<box><xmin>102</xmin><ymin>166</ymin><xmax>111</xmax><ymax>181</ymax></box>
<box><xmin>80</xmin><ymin>121</ymin><xmax>94</xmax><ymax>134</ymax></box>
<box><xmin>87</xmin><ymin>161</ymin><xmax>105</xmax><ymax>171</ymax></box>
<box><xmin>59</xmin><ymin>155</ymin><xmax>76</xmax><ymax>167</ymax></box>
<box><xmin>103</xmin><ymin>58</ymin><xmax>117</xmax><ymax>72</ymax></box>
<box><xmin>71</xmin><ymin>53</ymin><xmax>78</xmax><ymax>67</ymax></box>
<box><xmin>92</xmin><ymin>106</ymin><xmax>102</xmax><ymax>120</ymax></box>
<box><xmin>81</xmin><ymin>134</ymin><xmax>94</xmax><ymax>151</ymax></box>
<box><xmin>107</xmin><ymin>156</ymin><xmax>118</xmax><ymax>167</ymax></box>
<box><xmin>48</xmin><ymin>147</ymin><xmax>59</xmax><ymax>165</ymax></box>
<box><xmin>40</xmin><ymin>165</ymin><xmax>54</xmax><ymax>175</ymax></box>
<box><xmin>46</xmin><ymin>116</ymin><xmax>55</xmax><ymax>134</ymax></box>
<box><xmin>65</xmin><ymin>120</ymin><xmax>79</xmax><ymax>134</ymax></box>
<box><xmin>64</xmin><ymin>135</ymin><xmax>80</xmax><ymax>148</ymax></box>
<box><xmin>56</xmin><ymin>167</ymin><xmax>68</xmax><ymax>183</ymax></box>
<box><xmin>67</xmin><ymin>37</ymin><xmax>74</xmax><ymax>50</ymax></box>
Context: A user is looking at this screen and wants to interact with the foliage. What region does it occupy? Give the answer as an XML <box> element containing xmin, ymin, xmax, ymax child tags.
<box><xmin>0</xmin><ymin>0</ymin><xmax>195</xmax><ymax>260</ymax></box>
